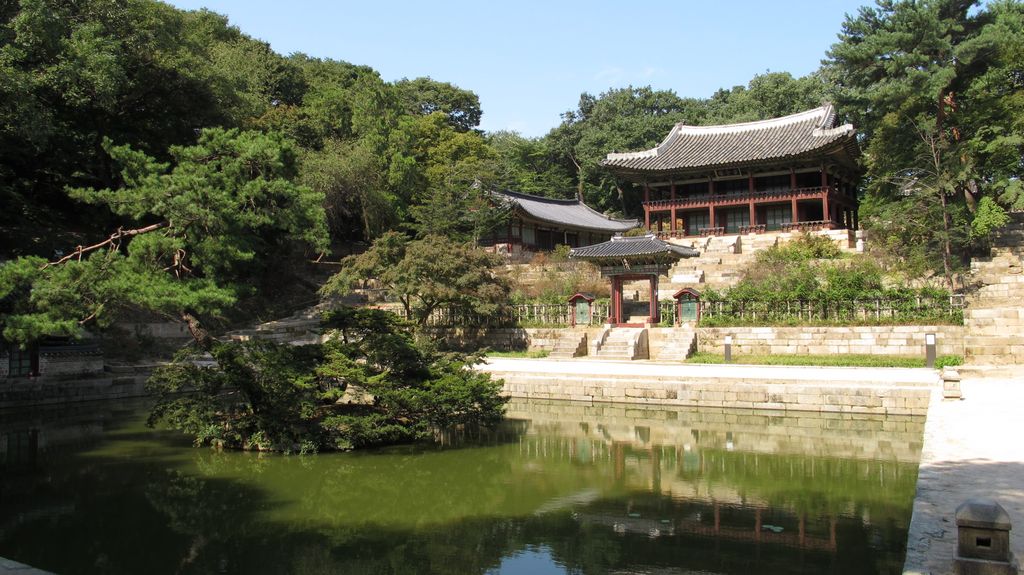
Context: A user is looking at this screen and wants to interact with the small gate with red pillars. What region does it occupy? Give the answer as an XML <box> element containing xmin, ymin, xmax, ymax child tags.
<box><xmin>569</xmin><ymin>234</ymin><xmax>700</xmax><ymax>326</ymax></box>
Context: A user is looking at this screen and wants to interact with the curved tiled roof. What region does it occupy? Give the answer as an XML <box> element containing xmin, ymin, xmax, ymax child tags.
<box><xmin>569</xmin><ymin>234</ymin><xmax>699</xmax><ymax>260</ymax></box>
<box><xmin>602</xmin><ymin>104</ymin><xmax>857</xmax><ymax>173</ymax></box>
<box><xmin>493</xmin><ymin>189</ymin><xmax>639</xmax><ymax>233</ymax></box>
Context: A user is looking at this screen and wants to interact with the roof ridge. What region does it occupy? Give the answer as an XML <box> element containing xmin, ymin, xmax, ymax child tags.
<box><xmin>491</xmin><ymin>188</ymin><xmax>579</xmax><ymax>205</ymax></box>
<box><xmin>669</xmin><ymin>104</ymin><xmax>832</xmax><ymax>135</ymax></box>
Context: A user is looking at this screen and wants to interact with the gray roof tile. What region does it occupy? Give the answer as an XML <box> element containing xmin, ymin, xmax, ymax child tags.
<box><xmin>569</xmin><ymin>234</ymin><xmax>699</xmax><ymax>260</ymax></box>
<box><xmin>602</xmin><ymin>104</ymin><xmax>857</xmax><ymax>173</ymax></box>
<box><xmin>493</xmin><ymin>190</ymin><xmax>639</xmax><ymax>233</ymax></box>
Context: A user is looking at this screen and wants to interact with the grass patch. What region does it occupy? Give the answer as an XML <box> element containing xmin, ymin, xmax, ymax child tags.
<box><xmin>485</xmin><ymin>349</ymin><xmax>551</xmax><ymax>358</ymax></box>
<box><xmin>686</xmin><ymin>352</ymin><xmax>963</xmax><ymax>368</ymax></box>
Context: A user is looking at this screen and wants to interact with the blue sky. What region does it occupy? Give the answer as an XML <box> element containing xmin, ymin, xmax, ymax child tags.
<box><xmin>165</xmin><ymin>0</ymin><xmax>872</xmax><ymax>138</ymax></box>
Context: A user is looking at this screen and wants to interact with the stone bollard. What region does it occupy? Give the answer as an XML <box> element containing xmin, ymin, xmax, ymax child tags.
<box><xmin>943</xmin><ymin>367</ymin><xmax>963</xmax><ymax>399</ymax></box>
<box><xmin>954</xmin><ymin>499</ymin><xmax>1018</xmax><ymax>575</ymax></box>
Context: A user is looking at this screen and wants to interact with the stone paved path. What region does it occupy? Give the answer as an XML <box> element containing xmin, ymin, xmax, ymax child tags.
<box><xmin>903</xmin><ymin>377</ymin><xmax>1024</xmax><ymax>574</ymax></box>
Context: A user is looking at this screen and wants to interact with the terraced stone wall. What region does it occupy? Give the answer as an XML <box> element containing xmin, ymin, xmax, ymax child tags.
<box><xmin>697</xmin><ymin>326</ymin><xmax>964</xmax><ymax>357</ymax></box>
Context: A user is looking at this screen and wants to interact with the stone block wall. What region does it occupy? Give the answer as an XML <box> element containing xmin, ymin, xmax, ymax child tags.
<box><xmin>424</xmin><ymin>327</ymin><xmax>571</xmax><ymax>352</ymax></box>
<box><xmin>37</xmin><ymin>351</ymin><xmax>104</xmax><ymax>377</ymax></box>
<box><xmin>697</xmin><ymin>326</ymin><xmax>964</xmax><ymax>357</ymax></box>
<box><xmin>488</xmin><ymin>369</ymin><xmax>936</xmax><ymax>416</ymax></box>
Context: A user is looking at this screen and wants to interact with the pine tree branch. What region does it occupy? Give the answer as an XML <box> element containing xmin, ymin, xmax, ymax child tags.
<box><xmin>41</xmin><ymin>221</ymin><xmax>170</xmax><ymax>269</ymax></box>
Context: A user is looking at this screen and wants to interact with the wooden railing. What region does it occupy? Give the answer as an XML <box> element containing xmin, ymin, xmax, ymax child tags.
<box><xmin>699</xmin><ymin>296</ymin><xmax>965</xmax><ymax>324</ymax></box>
<box><xmin>644</xmin><ymin>186</ymin><xmax>838</xmax><ymax>210</ymax></box>
<box><xmin>781</xmin><ymin>220</ymin><xmax>833</xmax><ymax>232</ymax></box>
<box><xmin>738</xmin><ymin>224</ymin><xmax>767</xmax><ymax>234</ymax></box>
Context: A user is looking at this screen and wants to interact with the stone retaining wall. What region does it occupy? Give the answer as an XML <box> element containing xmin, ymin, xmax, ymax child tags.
<box><xmin>423</xmin><ymin>327</ymin><xmax>571</xmax><ymax>352</ymax></box>
<box><xmin>0</xmin><ymin>375</ymin><xmax>149</xmax><ymax>409</ymax></box>
<box><xmin>498</xmin><ymin>376</ymin><xmax>933</xmax><ymax>416</ymax></box>
<box><xmin>697</xmin><ymin>325</ymin><xmax>964</xmax><ymax>357</ymax></box>
<box><xmin>481</xmin><ymin>361</ymin><xmax>939</xmax><ymax>417</ymax></box>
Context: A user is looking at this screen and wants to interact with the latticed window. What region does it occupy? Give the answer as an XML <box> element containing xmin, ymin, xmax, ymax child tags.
<box><xmin>686</xmin><ymin>212</ymin><xmax>709</xmax><ymax>234</ymax></box>
<box><xmin>765</xmin><ymin>206</ymin><xmax>792</xmax><ymax>231</ymax></box>
<box><xmin>722</xmin><ymin>209</ymin><xmax>749</xmax><ymax>234</ymax></box>
<box><xmin>7</xmin><ymin>345</ymin><xmax>35</xmax><ymax>377</ymax></box>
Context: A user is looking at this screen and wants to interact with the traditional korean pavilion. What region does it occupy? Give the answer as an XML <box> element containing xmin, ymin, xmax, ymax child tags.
<box><xmin>602</xmin><ymin>104</ymin><xmax>861</xmax><ymax>237</ymax></box>
<box><xmin>570</xmin><ymin>234</ymin><xmax>698</xmax><ymax>325</ymax></box>
<box><xmin>483</xmin><ymin>190</ymin><xmax>638</xmax><ymax>253</ymax></box>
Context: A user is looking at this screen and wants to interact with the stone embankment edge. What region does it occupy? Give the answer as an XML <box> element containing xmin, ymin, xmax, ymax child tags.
<box><xmin>478</xmin><ymin>358</ymin><xmax>941</xmax><ymax>416</ymax></box>
<box><xmin>0</xmin><ymin>557</ymin><xmax>55</xmax><ymax>575</ymax></box>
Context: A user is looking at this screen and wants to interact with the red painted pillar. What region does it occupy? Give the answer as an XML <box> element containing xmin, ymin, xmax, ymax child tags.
<box><xmin>670</xmin><ymin>207</ymin><xmax>677</xmax><ymax>233</ymax></box>
<box><xmin>649</xmin><ymin>275</ymin><xmax>658</xmax><ymax>323</ymax></box>
<box><xmin>643</xmin><ymin>183</ymin><xmax>650</xmax><ymax>204</ymax></box>
<box><xmin>611</xmin><ymin>276</ymin><xmax>621</xmax><ymax>324</ymax></box>
<box><xmin>644</xmin><ymin>205</ymin><xmax>651</xmax><ymax>230</ymax></box>
<box><xmin>791</xmin><ymin>196</ymin><xmax>798</xmax><ymax>226</ymax></box>
<box><xmin>748</xmin><ymin>202</ymin><xmax>756</xmax><ymax>229</ymax></box>
<box><xmin>670</xmin><ymin>181</ymin><xmax>676</xmax><ymax>201</ymax></box>
<box><xmin>823</xmin><ymin>192</ymin><xmax>830</xmax><ymax>227</ymax></box>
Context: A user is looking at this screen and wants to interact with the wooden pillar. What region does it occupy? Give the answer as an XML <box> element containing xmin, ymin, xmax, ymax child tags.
<box><xmin>670</xmin><ymin>207</ymin><xmax>677</xmax><ymax>233</ymax></box>
<box><xmin>643</xmin><ymin>183</ymin><xmax>650</xmax><ymax>204</ymax></box>
<box><xmin>790</xmin><ymin>168</ymin><xmax>797</xmax><ymax>190</ymax></box>
<box><xmin>644</xmin><ymin>205</ymin><xmax>651</xmax><ymax>230</ymax></box>
<box><xmin>611</xmin><ymin>276</ymin><xmax>621</xmax><ymax>324</ymax></box>
<box><xmin>670</xmin><ymin>181</ymin><xmax>676</xmax><ymax>201</ymax></box>
<box><xmin>748</xmin><ymin>172</ymin><xmax>755</xmax><ymax>194</ymax></box>
<box><xmin>791</xmin><ymin>196</ymin><xmax>798</xmax><ymax>225</ymax></box>
<box><xmin>748</xmin><ymin>202</ymin><xmax>756</xmax><ymax>228</ymax></box>
<box><xmin>649</xmin><ymin>275</ymin><xmax>658</xmax><ymax>323</ymax></box>
<box><xmin>823</xmin><ymin>191</ymin><xmax>830</xmax><ymax>226</ymax></box>
<box><xmin>820</xmin><ymin>165</ymin><xmax>828</xmax><ymax>189</ymax></box>
<box><xmin>709</xmin><ymin>206</ymin><xmax>715</xmax><ymax>230</ymax></box>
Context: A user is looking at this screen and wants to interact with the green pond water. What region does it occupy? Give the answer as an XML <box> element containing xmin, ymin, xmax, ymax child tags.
<box><xmin>0</xmin><ymin>398</ymin><xmax>923</xmax><ymax>574</ymax></box>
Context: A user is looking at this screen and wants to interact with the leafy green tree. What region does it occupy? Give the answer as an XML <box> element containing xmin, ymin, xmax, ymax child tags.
<box><xmin>147</xmin><ymin>308</ymin><xmax>507</xmax><ymax>451</ymax></box>
<box><xmin>824</xmin><ymin>0</ymin><xmax>1024</xmax><ymax>286</ymax></box>
<box><xmin>394</xmin><ymin>76</ymin><xmax>483</xmax><ymax>132</ymax></box>
<box><xmin>0</xmin><ymin>128</ymin><xmax>328</xmax><ymax>345</ymax></box>
<box><xmin>322</xmin><ymin>232</ymin><xmax>511</xmax><ymax>325</ymax></box>
<box><xmin>488</xmin><ymin>130</ymin><xmax>576</xmax><ymax>198</ymax></box>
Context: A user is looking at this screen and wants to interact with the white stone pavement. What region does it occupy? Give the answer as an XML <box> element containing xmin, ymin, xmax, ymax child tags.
<box><xmin>903</xmin><ymin>377</ymin><xmax>1024</xmax><ymax>575</ymax></box>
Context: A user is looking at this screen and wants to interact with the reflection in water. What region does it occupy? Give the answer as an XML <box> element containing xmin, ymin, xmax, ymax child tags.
<box><xmin>0</xmin><ymin>398</ymin><xmax>923</xmax><ymax>574</ymax></box>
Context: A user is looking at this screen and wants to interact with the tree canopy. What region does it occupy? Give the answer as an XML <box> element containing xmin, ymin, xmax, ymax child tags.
<box><xmin>0</xmin><ymin>128</ymin><xmax>327</xmax><ymax>344</ymax></box>
<box><xmin>824</xmin><ymin>0</ymin><xmax>1024</xmax><ymax>285</ymax></box>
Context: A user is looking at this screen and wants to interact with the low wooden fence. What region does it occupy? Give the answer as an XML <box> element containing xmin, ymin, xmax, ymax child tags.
<box><xmin>421</xmin><ymin>295</ymin><xmax>964</xmax><ymax>328</ymax></box>
<box><xmin>699</xmin><ymin>296</ymin><xmax>965</xmax><ymax>324</ymax></box>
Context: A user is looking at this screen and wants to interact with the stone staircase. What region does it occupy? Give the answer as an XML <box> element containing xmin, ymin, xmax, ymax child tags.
<box><xmin>963</xmin><ymin>213</ymin><xmax>1024</xmax><ymax>366</ymax></box>
<box><xmin>225</xmin><ymin>296</ymin><xmax>359</xmax><ymax>346</ymax></box>
<box><xmin>547</xmin><ymin>331</ymin><xmax>588</xmax><ymax>359</ymax></box>
<box><xmin>653</xmin><ymin>327</ymin><xmax>697</xmax><ymax>361</ymax></box>
<box><xmin>590</xmin><ymin>327</ymin><xmax>649</xmax><ymax>360</ymax></box>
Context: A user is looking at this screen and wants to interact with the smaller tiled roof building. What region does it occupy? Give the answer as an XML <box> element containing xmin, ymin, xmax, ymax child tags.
<box><xmin>482</xmin><ymin>190</ymin><xmax>638</xmax><ymax>253</ymax></box>
<box><xmin>603</xmin><ymin>104</ymin><xmax>861</xmax><ymax>237</ymax></box>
